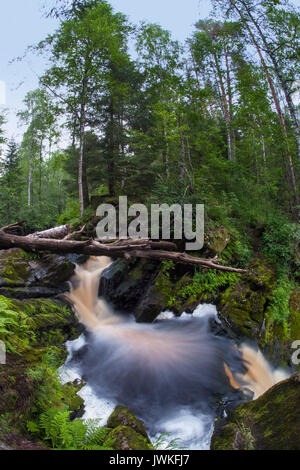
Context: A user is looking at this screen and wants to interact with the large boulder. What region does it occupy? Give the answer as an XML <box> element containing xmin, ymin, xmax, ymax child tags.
<box><xmin>211</xmin><ymin>373</ymin><xmax>300</xmax><ymax>450</ymax></box>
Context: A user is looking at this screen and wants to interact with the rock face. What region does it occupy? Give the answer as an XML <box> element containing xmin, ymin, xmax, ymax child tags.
<box><xmin>211</xmin><ymin>373</ymin><xmax>300</xmax><ymax>450</ymax></box>
<box><xmin>105</xmin><ymin>406</ymin><xmax>154</xmax><ymax>450</ymax></box>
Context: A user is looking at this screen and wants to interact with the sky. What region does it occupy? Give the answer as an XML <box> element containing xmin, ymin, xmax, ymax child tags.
<box><xmin>0</xmin><ymin>0</ymin><xmax>299</xmax><ymax>143</ymax></box>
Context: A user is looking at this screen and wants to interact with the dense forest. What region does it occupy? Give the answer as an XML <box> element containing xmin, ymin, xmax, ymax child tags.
<box><xmin>0</xmin><ymin>0</ymin><xmax>299</xmax><ymax>229</ymax></box>
<box><xmin>0</xmin><ymin>0</ymin><xmax>300</xmax><ymax>452</ymax></box>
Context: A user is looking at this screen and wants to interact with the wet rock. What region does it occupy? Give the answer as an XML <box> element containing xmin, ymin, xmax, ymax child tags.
<box><xmin>61</xmin><ymin>380</ymin><xmax>85</xmax><ymax>420</ymax></box>
<box><xmin>99</xmin><ymin>258</ymin><xmax>160</xmax><ymax>312</ymax></box>
<box><xmin>211</xmin><ymin>373</ymin><xmax>300</xmax><ymax>450</ymax></box>
<box><xmin>0</xmin><ymin>286</ymin><xmax>62</xmax><ymax>299</ymax></box>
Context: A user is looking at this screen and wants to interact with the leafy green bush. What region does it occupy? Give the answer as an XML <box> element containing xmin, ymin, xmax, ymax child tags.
<box><xmin>262</xmin><ymin>219</ymin><xmax>299</xmax><ymax>274</ymax></box>
<box><xmin>57</xmin><ymin>199</ymin><xmax>81</xmax><ymax>226</ymax></box>
<box><xmin>27</xmin><ymin>408</ymin><xmax>115</xmax><ymax>450</ymax></box>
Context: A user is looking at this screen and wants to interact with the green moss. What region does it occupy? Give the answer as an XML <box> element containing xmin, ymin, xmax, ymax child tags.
<box><xmin>61</xmin><ymin>381</ymin><xmax>85</xmax><ymax>418</ymax></box>
<box><xmin>0</xmin><ymin>296</ymin><xmax>77</xmax><ymax>354</ymax></box>
<box><xmin>107</xmin><ymin>406</ymin><xmax>148</xmax><ymax>438</ymax></box>
<box><xmin>207</xmin><ymin>227</ymin><xmax>231</xmax><ymax>255</ymax></box>
<box><xmin>0</xmin><ymin>249</ymin><xmax>31</xmax><ymax>286</ymax></box>
<box><xmin>105</xmin><ymin>425</ymin><xmax>154</xmax><ymax>450</ymax></box>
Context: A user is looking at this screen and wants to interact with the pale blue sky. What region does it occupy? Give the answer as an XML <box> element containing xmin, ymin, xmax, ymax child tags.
<box><xmin>0</xmin><ymin>0</ymin><xmax>299</xmax><ymax>143</ymax></box>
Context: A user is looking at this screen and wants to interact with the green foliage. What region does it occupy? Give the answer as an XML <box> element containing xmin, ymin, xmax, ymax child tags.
<box><xmin>57</xmin><ymin>199</ymin><xmax>81</xmax><ymax>226</ymax></box>
<box><xmin>0</xmin><ymin>296</ymin><xmax>33</xmax><ymax>354</ymax></box>
<box><xmin>38</xmin><ymin>407</ymin><xmax>87</xmax><ymax>449</ymax></box>
<box><xmin>26</xmin><ymin>351</ymin><xmax>66</xmax><ymax>414</ymax></box>
<box><xmin>25</xmin><ymin>352</ymin><xmax>116</xmax><ymax>450</ymax></box>
<box><xmin>262</xmin><ymin>218</ymin><xmax>299</xmax><ymax>274</ymax></box>
<box><xmin>152</xmin><ymin>432</ymin><xmax>185</xmax><ymax>450</ymax></box>
<box><xmin>175</xmin><ymin>269</ymin><xmax>240</xmax><ymax>303</ymax></box>
<box><xmin>265</xmin><ymin>277</ymin><xmax>294</xmax><ymax>327</ymax></box>
<box><xmin>27</xmin><ymin>407</ymin><xmax>116</xmax><ymax>450</ymax></box>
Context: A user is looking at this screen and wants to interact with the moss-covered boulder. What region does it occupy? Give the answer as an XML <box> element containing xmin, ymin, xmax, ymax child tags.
<box><xmin>0</xmin><ymin>295</ymin><xmax>80</xmax><ymax>356</ymax></box>
<box><xmin>0</xmin><ymin>249</ymin><xmax>76</xmax><ymax>298</ymax></box>
<box><xmin>105</xmin><ymin>426</ymin><xmax>154</xmax><ymax>450</ymax></box>
<box><xmin>211</xmin><ymin>372</ymin><xmax>300</xmax><ymax>450</ymax></box>
<box><xmin>0</xmin><ymin>249</ymin><xmax>32</xmax><ymax>287</ymax></box>
<box><xmin>61</xmin><ymin>380</ymin><xmax>85</xmax><ymax>420</ymax></box>
<box><xmin>218</xmin><ymin>258</ymin><xmax>275</xmax><ymax>340</ymax></box>
<box><xmin>107</xmin><ymin>406</ymin><xmax>148</xmax><ymax>438</ymax></box>
<box><xmin>105</xmin><ymin>406</ymin><xmax>153</xmax><ymax>450</ymax></box>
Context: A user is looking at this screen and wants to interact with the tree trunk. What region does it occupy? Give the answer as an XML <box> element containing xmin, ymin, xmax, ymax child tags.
<box><xmin>78</xmin><ymin>108</ymin><xmax>85</xmax><ymax>218</ymax></box>
<box><xmin>0</xmin><ymin>224</ymin><xmax>247</xmax><ymax>274</ymax></box>
<box><xmin>213</xmin><ymin>51</ymin><xmax>234</xmax><ymax>161</ymax></box>
<box><xmin>28</xmin><ymin>131</ymin><xmax>33</xmax><ymax>208</ymax></box>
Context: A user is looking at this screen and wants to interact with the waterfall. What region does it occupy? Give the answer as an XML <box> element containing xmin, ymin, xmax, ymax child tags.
<box><xmin>62</xmin><ymin>256</ymin><xmax>288</xmax><ymax>449</ymax></box>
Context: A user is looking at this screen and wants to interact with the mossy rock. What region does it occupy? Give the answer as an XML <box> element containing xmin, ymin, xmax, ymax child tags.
<box><xmin>207</xmin><ymin>227</ymin><xmax>231</xmax><ymax>255</ymax></box>
<box><xmin>211</xmin><ymin>373</ymin><xmax>300</xmax><ymax>450</ymax></box>
<box><xmin>107</xmin><ymin>406</ymin><xmax>148</xmax><ymax>438</ymax></box>
<box><xmin>61</xmin><ymin>380</ymin><xmax>85</xmax><ymax>420</ymax></box>
<box><xmin>0</xmin><ymin>249</ymin><xmax>32</xmax><ymax>287</ymax></box>
<box><xmin>105</xmin><ymin>425</ymin><xmax>154</xmax><ymax>450</ymax></box>
<box><xmin>0</xmin><ymin>249</ymin><xmax>75</xmax><ymax>297</ymax></box>
<box><xmin>105</xmin><ymin>406</ymin><xmax>153</xmax><ymax>450</ymax></box>
<box><xmin>0</xmin><ymin>296</ymin><xmax>80</xmax><ymax>354</ymax></box>
<box><xmin>219</xmin><ymin>258</ymin><xmax>275</xmax><ymax>339</ymax></box>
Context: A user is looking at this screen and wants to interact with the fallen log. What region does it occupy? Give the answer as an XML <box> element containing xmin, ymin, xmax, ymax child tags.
<box><xmin>27</xmin><ymin>224</ymin><xmax>72</xmax><ymax>239</ymax></box>
<box><xmin>0</xmin><ymin>222</ymin><xmax>247</xmax><ymax>274</ymax></box>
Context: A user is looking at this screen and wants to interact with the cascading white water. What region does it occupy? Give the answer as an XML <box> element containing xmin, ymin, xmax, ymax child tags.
<box><xmin>61</xmin><ymin>256</ymin><xmax>288</xmax><ymax>450</ymax></box>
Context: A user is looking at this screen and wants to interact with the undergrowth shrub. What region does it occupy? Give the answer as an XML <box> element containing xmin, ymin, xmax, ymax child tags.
<box><xmin>262</xmin><ymin>219</ymin><xmax>299</xmax><ymax>275</ymax></box>
<box><xmin>176</xmin><ymin>269</ymin><xmax>240</xmax><ymax>303</ymax></box>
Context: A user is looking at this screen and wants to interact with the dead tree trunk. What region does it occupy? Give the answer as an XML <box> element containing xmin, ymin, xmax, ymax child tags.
<box><xmin>0</xmin><ymin>222</ymin><xmax>247</xmax><ymax>274</ymax></box>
